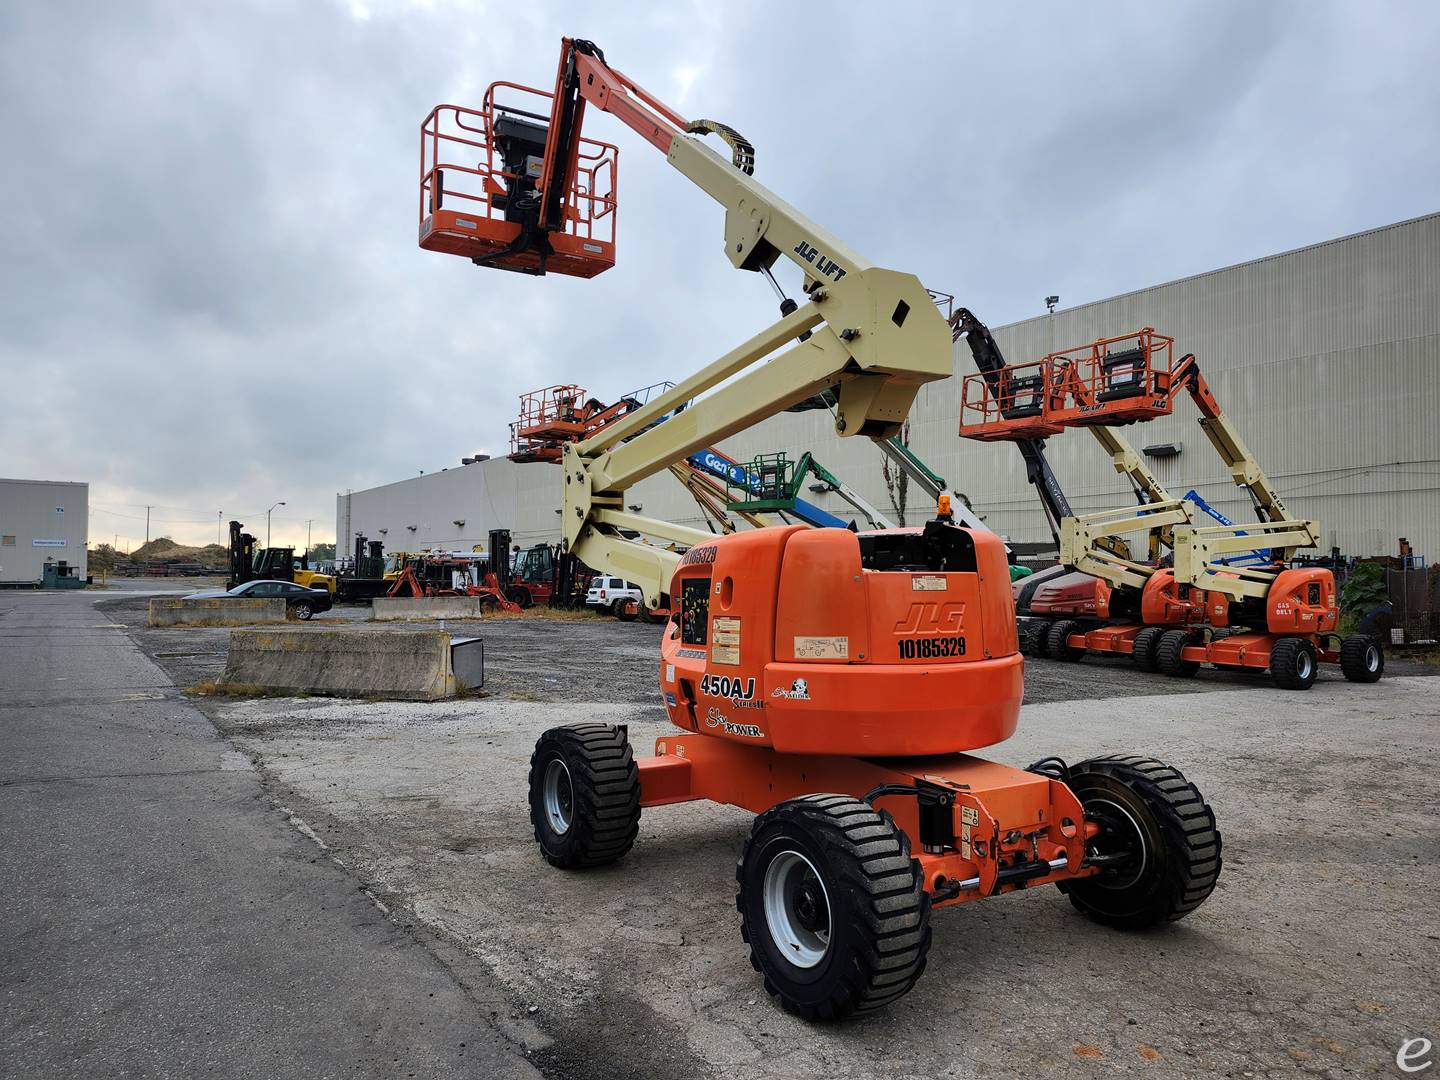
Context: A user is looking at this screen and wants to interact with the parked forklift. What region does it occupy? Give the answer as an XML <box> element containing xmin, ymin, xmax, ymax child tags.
<box><xmin>332</xmin><ymin>535</ymin><xmax>391</xmax><ymax>602</ymax></box>
<box><xmin>226</xmin><ymin>520</ymin><xmax>336</xmax><ymax>593</ymax></box>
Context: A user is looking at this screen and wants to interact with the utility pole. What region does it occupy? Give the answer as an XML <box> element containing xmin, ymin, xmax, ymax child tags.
<box><xmin>145</xmin><ymin>505</ymin><xmax>151</xmax><ymax>545</ymax></box>
<box><xmin>218</xmin><ymin>510</ymin><xmax>223</xmax><ymax>546</ymax></box>
<box><xmin>305</xmin><ymin>520</ymin><xmax>313</xmax><ymax>557</ymax></box>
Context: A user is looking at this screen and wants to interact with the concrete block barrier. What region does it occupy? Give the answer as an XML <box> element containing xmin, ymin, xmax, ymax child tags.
<box><xmin>149</xmin><ymin>597</ymin><xmax>287</xmax><ymax>627</ymax></box>
<box><xmin>219</xmin><ymin>628</ymin><xmax>475</xmax><ymax>700</ymax></box>
<box><xmin>371</xmin><ymin>596</ymin><xmax>490</xmax><ymax>621</ymax></box>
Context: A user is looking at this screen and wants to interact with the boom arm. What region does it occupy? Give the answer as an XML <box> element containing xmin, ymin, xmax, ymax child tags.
<box><xmin>1166</xmin><ymin>354</ymin><xmax>1319</xmax><ymax>599</ymax></box>
<box><xmin>538</xmin><ymin>39</ymin><xmax>950</xmax><ymax>605</ymax></box>
<box><xmin>951</xmin><ymin>309</ymin><xmax>1072</xmax><ymax>545</ymax></box>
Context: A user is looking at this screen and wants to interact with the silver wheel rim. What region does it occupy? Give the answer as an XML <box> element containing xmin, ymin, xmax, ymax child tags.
<box><xmin>1297</xmin><ymin>651</ymin><xmax>1314</xmax><ymax>680</ymax></box>
<box><xmin>762</xmin><ymin>850</ymin><xmax>831</xmax><ymax>969</ymax></box>
<box><xmin>1366</xmin><ymin>646</ymin><xmax>1380</xmax><ymax>672</ymax></box>
<box><xmin>1087</xmin><ymin>797</ymin><xmax>1150</xmax><ymax>890</ymax></box>
<box><xmin>543</xmin><ymin>759</ymin><xmax>573</xmax><ymax>835</ymax></box>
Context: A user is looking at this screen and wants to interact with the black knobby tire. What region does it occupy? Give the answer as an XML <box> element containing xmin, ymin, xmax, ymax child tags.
<box><xmin>614</xmin><ymin>600</ymin><xmax>639</xmax><ymax>623</ymax></box>
<box><xmin>1156</xmin><ymin>629</ymin><xmax>1199</xmax><ymax>677</ymax></box>
<box><xmin>1058</xmin><ymin>755</ymin><xmax>1221</xmax><ymax>929</ymax></box>
<box><xmin>1046</xmin><ymin>619</ymin><xmax>1085</xmax><ymax>662</ymax></box>
<box><xmin>737</xmin><ymin>795</ymin><xmax>931</xmax><ymax>1021</ymax></box>
<box><xmin>1269</xmin><ymin>637</ymin><xmax>1318</xmax><ymax>691</ymax></box>
<box><xmin>527</xmin><ymin>724</ymin><xmax>640</xmax><ymax>868</ymax></box>
<box><xmin>291</xmin><ymin>601</ymin><xmax>313</xmax><ymax>621</ymax></box>
<box><xmin>1339</xmin><ymin>634</ymin><xmax>1384</xmax><ymax>683</ymax></box>
<box><xmin>1131</xmin><ymin>625</ymin><xmax>1165</xmax><ymax>672</ymax></box>
<box><xmin>507</xmin><ymin>587</ymin><xmax>533</xmax><ymax>609</ymax></box>
<box><xmin>1019</xmin><ymin>622</ymin><xmax>1054</xmax><ymax>656</ymax></box>
<box><xmin>1021</xmin><ymin>620</ymin><xmax>1051</xmax><ymax>657</ymax></box>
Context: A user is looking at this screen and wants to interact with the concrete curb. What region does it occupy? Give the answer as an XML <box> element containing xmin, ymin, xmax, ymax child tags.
<box><xmin>149</xmin><ymin>597</ymin><xmax>287</xmax><ymax>627</ymax></box>
<box><xmin>372</xmin><ymin>597</ymin><xmax>490</xmax><ymax>621</ymax></box>
<box><xmin>219</xmin><ymin>628</ymin><xmax>468</xmax><ymax>700</ymax></box>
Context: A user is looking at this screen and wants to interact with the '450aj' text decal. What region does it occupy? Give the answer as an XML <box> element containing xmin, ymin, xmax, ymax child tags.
<box><xmin>701</xmin><ymin>673</ymin><xmax>765</xmax><ymax>710</ymax></box>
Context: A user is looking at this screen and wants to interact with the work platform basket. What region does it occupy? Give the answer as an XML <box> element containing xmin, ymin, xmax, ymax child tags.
<box><xmin>959</xmin><ymin>328</ymin><xmax>1177</xmax><ymax>441</ymax></box>
<box><xmin>419</xmin><ymin>83</ymin><xmax>618</xmax><ymax>278</ymax></box>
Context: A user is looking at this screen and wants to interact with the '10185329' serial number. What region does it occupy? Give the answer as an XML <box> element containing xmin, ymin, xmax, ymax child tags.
<box><xmin>898</xmin><ymin>636</ymin><xmax>966</xmax><ymax>659</ymax></box>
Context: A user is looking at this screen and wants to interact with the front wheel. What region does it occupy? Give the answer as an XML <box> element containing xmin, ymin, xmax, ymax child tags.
<box><xmin>1269</xmin><ymin>637</ymin><xmax>1318</xmax><ymax>690</ymax></box>
<box><xmin>291</xmin><ymin>601</ymin><xmax>314</xmax><ymax>621</ymax></box>
<box><xmin>1045</xmin><ymin>619</ymin><xmax>1085</xmax><ymax>662</ymax></box>
<box><xmin>1131</xmin><ymin>625</ymin><xmax>1165</xmax><ymax>672</ymax></box>
<box><xmin>614</xmin><ymin>599</ymin><xmax>639</xmax><ymax>622</ymax></box>
<box><xmin>1339</xmin><ymin>633</ymin><xmax>1383</xmax><ymax>683</ymax></box>
<box><xmin>527</xmin><ymin>724</ymin><xmax>640</xmax><ymax>868</ymax></box>
<box><xmin>1157</xmin><ymin>629</ymin><xmax>1199</xmax><ymax>677</ymax></box>
<box><xmin>1058</xmin><ymin>755</ymin><xmax>1221</xmax><ymax>929</ymax></box>
<box><xmin>737</xmin><ymin>795</ymin><xmax>931</xmax><ymax>1020</ymax></box>
<box><xmin>1020</xmin><ymin>619</ymin><xmax>1050</xmax><ymax>657</ymax></box>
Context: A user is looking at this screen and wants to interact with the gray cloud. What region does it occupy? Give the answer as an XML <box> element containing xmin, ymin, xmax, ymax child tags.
<box><xmin>2</xmin><ymin>1</ymin><xmax>1436</xmax><ymax>548</ymax></box>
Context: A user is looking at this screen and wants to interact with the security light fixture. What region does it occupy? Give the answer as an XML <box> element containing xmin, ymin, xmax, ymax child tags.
<box><xmin>1045</xmin><ymin>295</ymin><xmax>1060</xmax><ymax>314</ymax></box>
<box><xmin>1142</xmin><ymin>442</ymin><xmax>1184</xmax><ymax>459</ymax></box>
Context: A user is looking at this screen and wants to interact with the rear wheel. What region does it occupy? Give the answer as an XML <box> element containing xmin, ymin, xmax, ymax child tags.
<box><xmin>1269</xmin><ymin>637</ymin><xmax>1318</xmax><ymax>690</ymax></box>
<box><xmin>290</xmin><ymin>601</ymin><xmax>314</xmax><ymax>621</ymax></box>
<box><xmin>1339</xmin><ymin>634</ymin><xmax>1383</xmax><ymax>683</ymax></box>
<box><xmin>1131</xmin><ymin>626</ymin><xmax>1165</xmax><ymax>672</ymax></box>
<box><xmin>1021</xmin><ymin>619</ymin><xmax>1051</xmax><ymax>657</ymax></box>
<box><xmin>1058</xmin><ymin>755</ymin><xmax>1221</xmax><ymax>929</ymax></box>
<box><xmin>614</xmin><ymin>599</ymin><xmax>639</xmax><ymax>622</ymax></box>
<box><xmin>507</xmin><ymin>586</ymin><xmax>532</xmax><ymax>609</ymax></box>
<box><xmin>737</xmin><ymin>795</ymin><xmax>931</xmax><ymax>1020</ymax></box>
<box><xmin>1156</xmin><ymin>629</ymin><xmax>1199</xmax><ymax>677</ymax></box>
<box><xmin>527</xmin><ymin>724</ymin><xmax>640</xmax><ymax>868</ymax></box>
<box><xmin>1045</xmin><ymin>619</ymin><xmax>1085</xmax><ymax>662</ymax></box>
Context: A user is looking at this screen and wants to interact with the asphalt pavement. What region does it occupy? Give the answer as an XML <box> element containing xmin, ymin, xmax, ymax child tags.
<box><xmin>0</xmin><ymin>584</ymin><xmax>540</xmax><ymax>1080</ymax></box>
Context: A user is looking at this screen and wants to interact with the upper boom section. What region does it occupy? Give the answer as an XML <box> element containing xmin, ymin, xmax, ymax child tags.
<box><xmin>421</xmin><ymin>38</ymin><xmax>951</xmax><ymax>605</ymax></box>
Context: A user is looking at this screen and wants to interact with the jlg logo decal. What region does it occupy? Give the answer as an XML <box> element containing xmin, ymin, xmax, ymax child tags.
<box><xmin>792</xmin><ymin>240</ymin><xmax>847</xmax><ymax>282</ymax></box>
<box><xmin>893</xmin><ymin>602</ymin><xmax>966</xmax><ymax>634</ymax></box>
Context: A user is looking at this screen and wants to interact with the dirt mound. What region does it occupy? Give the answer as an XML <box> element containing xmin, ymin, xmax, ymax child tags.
<box><xmin>128</xmin><ymin>537</ymin><xmax>228</xmax><ymax>566</ymax></box>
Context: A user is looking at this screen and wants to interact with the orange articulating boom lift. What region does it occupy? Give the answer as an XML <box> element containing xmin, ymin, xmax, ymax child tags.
<box><xmin>955</xmin><ymin>318</ymin><xmax>1221</xmax><ymax>667</ymax></box>
<box><xmin>420</xmin><ymin>37</ymin><xmax>1221</xmax><ymax>1018</ymax></box>
<box><xmin>960</xmin><ymin>333</ymin><xmax>1384</xmax><ymax>690</ymax></box>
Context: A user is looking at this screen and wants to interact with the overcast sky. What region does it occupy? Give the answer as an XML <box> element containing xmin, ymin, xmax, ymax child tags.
<box><xmin>3</xmin><ymin>2</ymin><xmax>1437</xmax><ymax>551</ymax></box>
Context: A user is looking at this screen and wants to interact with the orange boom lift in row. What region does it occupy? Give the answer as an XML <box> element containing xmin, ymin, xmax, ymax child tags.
<box><xmin>419</xmin><ymin>38</ymin><xmax>1221</xmax><ymax>1018</ymax></box>
<box><xmin>959</xmin><ymin>332</ymin><xmax>1384</xmax><ymax>689</ymax></box>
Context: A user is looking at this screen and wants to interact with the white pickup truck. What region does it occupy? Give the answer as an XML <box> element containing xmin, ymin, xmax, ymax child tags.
<box><xmin>585</xmin><ymin>576</ymin><xmax>644</xmax><ymax>617</ymax></box>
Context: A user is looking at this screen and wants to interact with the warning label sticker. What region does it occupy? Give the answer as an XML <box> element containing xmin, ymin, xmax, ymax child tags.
<box><xmin>712</xmin><ymin>618</ymin><xmax>740</xmax><ymax>665</ymax></box>
<box><xmin>912</xmin><ymin>575</ymin><xmax>947</xmax><ymax>592</ymax></box>
<box><xmin>960</xmin><ymin>805</ymin><xmax>980</xmax><ymax>826</ymax></box>
<box><xmin>793</xmin><ymin>636</ymin><xmax>848</xmax><ymax>660</ymax></box>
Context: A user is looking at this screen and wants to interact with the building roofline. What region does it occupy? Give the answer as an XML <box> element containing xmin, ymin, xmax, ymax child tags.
<box><xmin>0</xmin><ymin>477</ymin><xmax>89</xmax><ymax>487</ymax></box>
<box><xmin>996</xmin><ymin>210</ymin><xmax>1440</xmax><ymax>333</ymax></box>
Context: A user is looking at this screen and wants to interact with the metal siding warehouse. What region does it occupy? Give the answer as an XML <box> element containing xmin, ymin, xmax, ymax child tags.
<box><xmin>0</xmin><ymin>479</ymin><xmax>90</xmax><ymax>584</ymax></box>
<box><xmin>338</xmin><ymin>213</ymin><xmax>1440</xmax><ymax>562</ymax></box>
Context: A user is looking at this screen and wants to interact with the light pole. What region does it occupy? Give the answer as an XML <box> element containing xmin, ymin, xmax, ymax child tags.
<box><xmin>305</xmin><ymin>519</ymin><xmax>313</xmax><ymax>558</ymax></box>
<box><xmin>266</xmin><ymin>501</ymin><xmax>286</xmax><ymax>547</ymax></box>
